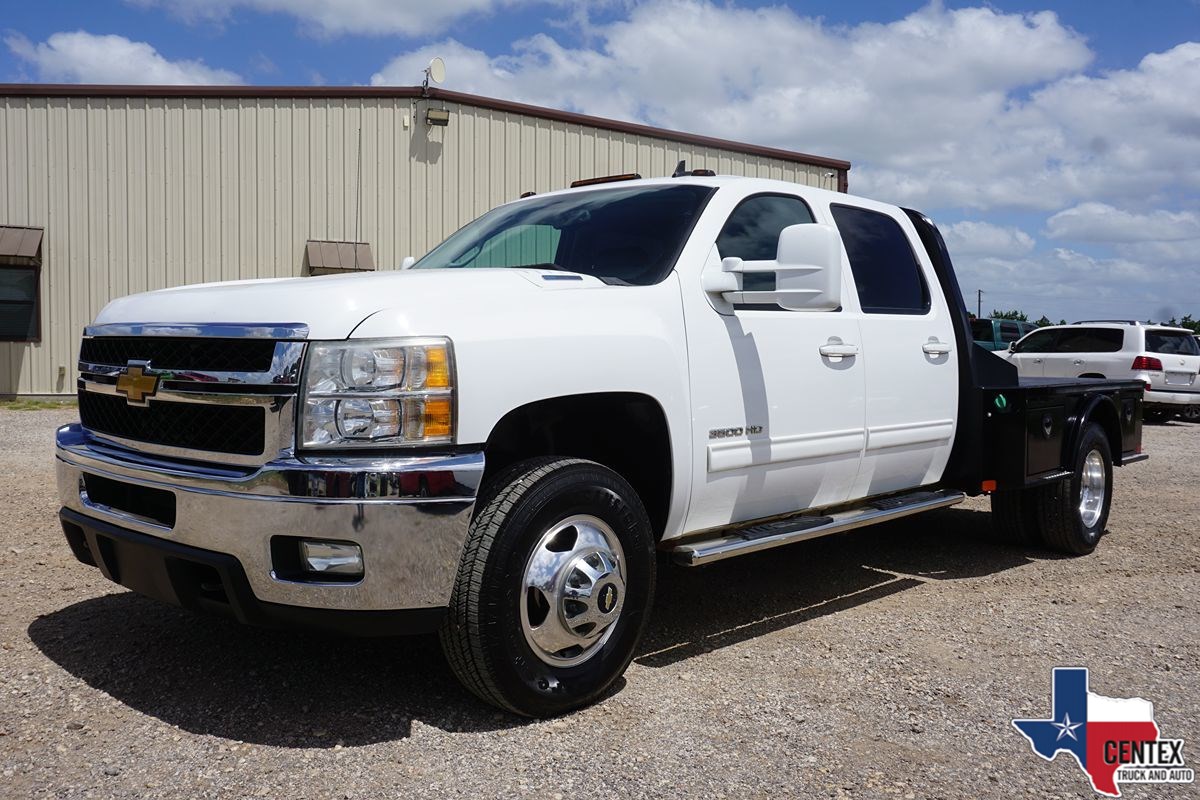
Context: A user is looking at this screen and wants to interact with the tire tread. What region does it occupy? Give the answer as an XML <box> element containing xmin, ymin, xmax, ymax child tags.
<box><xmin>439</xmin><ymin>457</ymin><xmax>591</xmax><ymax>714</ymax></box>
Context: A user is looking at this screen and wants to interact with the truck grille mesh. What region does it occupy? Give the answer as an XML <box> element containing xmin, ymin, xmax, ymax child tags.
<box><xmin>79</xmin><ymin>337</ymin><xmax>276</xmax><ymax>373</ymax></box>
<box><xmin>78</xmin><ymin>390</ymin><xmax>266</xmax><ymax>456</ymax></box>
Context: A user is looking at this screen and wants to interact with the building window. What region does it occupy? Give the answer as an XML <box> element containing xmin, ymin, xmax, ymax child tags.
<box><xmin>0</xmin><ymin>226</ymin><xmax>43</xmax><ymax>342</ymax></box>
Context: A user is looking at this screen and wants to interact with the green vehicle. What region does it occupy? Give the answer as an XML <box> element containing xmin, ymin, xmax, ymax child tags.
<box><xmin>972</xmin><ymin>317</ymin><xmax>1038</xmax><ymax>351</ymax></box>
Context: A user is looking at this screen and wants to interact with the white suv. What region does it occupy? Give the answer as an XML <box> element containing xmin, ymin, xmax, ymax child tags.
<box><xmin>1007</xmin><ymin>321</ymin><xmax>1200</xmax><ymax>422</ymax></box>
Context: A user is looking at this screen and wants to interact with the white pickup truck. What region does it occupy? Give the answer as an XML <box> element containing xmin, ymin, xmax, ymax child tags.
<box><xmin>56</xmin><ymin>174</ymin><xmax>1147</xmax><ymax>717</ymax></box>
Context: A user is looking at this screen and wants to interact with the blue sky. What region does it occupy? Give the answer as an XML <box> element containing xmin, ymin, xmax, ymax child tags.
<box><xmin>3</xmin><ymin>1</ymin><xmax>1199</xmax><ymax>322</ymax></box>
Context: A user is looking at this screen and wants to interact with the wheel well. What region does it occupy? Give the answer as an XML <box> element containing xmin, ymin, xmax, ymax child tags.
<box><xmin>482</xmin><ymin>393</ymin><xmax>673</xmax><ymax>539</ymax></box>
<box><xmin>1081</xmin><ymin>399</ymin><xmax>1122</xmax><ymax>464</ymax></box>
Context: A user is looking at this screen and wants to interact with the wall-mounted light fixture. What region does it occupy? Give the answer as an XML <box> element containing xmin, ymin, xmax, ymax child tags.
<box><xmin>426</xmin><ymin>108</ymin><xmax>450</xmax><ymax>127</ymax></box>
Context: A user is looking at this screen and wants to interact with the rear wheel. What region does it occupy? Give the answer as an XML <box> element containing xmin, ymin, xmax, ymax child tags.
<box><xmin>1036</xmin><ymin>423</ymin><xmax>1113</xmax><ymax>555</ymax></box>
<box><xmin>990</xmin><ymin>488</ymin><xmax>1047</xmax><ymax>546</ymax></box>
<box><xmin>439</xmin><ymin>457</ymin><xmax>655</xmax><ymax>717</ymax></box>
<box><xmin>1181</xmin><ymin>405</ymin><xmax>1200</xmax><ymax>423</ymax></box>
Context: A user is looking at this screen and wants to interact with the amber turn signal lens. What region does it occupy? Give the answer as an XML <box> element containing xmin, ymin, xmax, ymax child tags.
<box><xmin>424</xmin><ymin>397</ymin><xmax>453</xmax><ymax>438</ymax></box>
<box><xmin>425</xmin><ymin>345</ymin><xmax>451</xmax><ymax>389</ymax></box>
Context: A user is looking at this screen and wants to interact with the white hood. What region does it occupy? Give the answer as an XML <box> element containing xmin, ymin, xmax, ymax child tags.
<box><xmin>92</xmin><ymin>268</ymin><xmax>608</xmax><ymax>340</ymax></box>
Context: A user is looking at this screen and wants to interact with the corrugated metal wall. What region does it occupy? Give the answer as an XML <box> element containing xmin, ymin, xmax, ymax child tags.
<box><xmin>0</xmin><ymin>94</ymin><xmax>841</xmax><ymax>395</ymax></box>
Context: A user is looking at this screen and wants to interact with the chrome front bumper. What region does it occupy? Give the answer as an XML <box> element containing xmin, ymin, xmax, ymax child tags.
<box><xmin>55</xmin><ymin>424</ymin><xmax>483</xmax><ymax>613</ymax></box>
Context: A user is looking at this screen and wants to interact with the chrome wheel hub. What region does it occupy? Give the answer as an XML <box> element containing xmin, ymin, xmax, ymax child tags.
<box><xmin>520</xmin><ymin>515</ymin><xmax>626</xmax><ymax>667</ymax></box>
<box><xmin>1079</xmin><ymin>449</ymin><xmax>1106</xmax><ymax>529</ymax></box>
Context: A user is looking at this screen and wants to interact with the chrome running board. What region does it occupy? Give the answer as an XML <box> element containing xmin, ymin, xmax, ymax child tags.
<box><xmin>672</xmin><ymin>489</ymin><xmax>966</xmax><ymax>566</ymax></box>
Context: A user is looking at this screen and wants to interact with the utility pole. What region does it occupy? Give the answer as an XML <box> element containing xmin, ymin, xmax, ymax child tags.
<box><xmin>977</xmin><ymin>289</ymin><xmax>983</xmax><ymax>318</ymax></box>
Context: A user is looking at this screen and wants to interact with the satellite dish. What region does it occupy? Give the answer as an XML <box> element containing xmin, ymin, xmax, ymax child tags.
<box><xmin>427</xmin><ymin>57</ymin><xmax>446</xmax><ymax>85</ymax></box>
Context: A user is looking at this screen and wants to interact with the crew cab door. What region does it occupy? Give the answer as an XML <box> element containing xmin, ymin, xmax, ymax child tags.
<box><xmin>681</xmin><ymin>193</ymin><xmax>865</xmax><ymax>532</ymax></box>
<box><xmin>827</xmin><ymin>203</ymin><xmax>959</xmax><ymax>496</ymax></box>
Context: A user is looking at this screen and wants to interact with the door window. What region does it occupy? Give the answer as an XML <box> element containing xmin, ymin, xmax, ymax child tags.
<box><xmin>716</xmin><ymin>194</ymin><xmax>814</xmax><ymax>262</ymax></box>
<box><xmin>999</xmin><ymin>321</ymin><xmax>1022</xmax><ymax>343</ymax></box>
<box><xmin>1012</xmin><ymin>329</ymin><xmax>1059</xmax><ymax>353</ymax></box>
<box><xmin>830</xmin><ymin>205</ymin><xmax>930</xmax><ymax>315</ymax></box>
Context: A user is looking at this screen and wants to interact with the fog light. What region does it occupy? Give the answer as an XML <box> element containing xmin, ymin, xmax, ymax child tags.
<box><xmin>299</xmin><ymin>541</ymin><xmax>363</xmax><ymax>576</ymax></box>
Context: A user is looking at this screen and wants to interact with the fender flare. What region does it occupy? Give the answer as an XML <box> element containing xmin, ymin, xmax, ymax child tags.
<box><xmin>1065</xmin><ymin>393</ymin><xmax>1127</xmax><ymax>467</ymax></box>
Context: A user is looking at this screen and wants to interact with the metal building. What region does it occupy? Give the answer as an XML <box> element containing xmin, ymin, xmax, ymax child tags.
<box><xmin>0</xmin><ymin>84</ymin><xmax>851</xmax><ymax>397</ymax></box>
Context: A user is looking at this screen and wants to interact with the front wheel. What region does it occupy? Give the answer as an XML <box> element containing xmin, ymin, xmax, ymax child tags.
<box><xmin>439</xmin><ymin>457</ymin><xmax>656</xmax><ymax>717</ymax></box>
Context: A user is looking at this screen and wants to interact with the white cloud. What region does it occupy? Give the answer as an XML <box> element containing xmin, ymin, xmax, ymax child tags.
<box><xmin>367</xmin><ymin>1</ymin><xmax>1200</xmax><ymax>320</ymax></box>
<box><xmin>952</xmin><ymin>247</ymin><xmax>1192</xmax><ymax>320</ymax></box>
<box><xmin>371</xmin><ymin>1</ymin><xmax>1200</xmax><ymax>217</ymax></box>
<box><xmin>1113</xmin><ymin>239</ymin><xmax>1200</xmax><ymax>266</ymax></box>
<box><xmin>941</xmin><ymin>221</ymin><xmax>1036</xmax><ymax>257</ymax></box>
<box><xmin>5</xmin><ymin>31</ymin><xmax>242</xmax><ymax>84</ymax></box>
<box><xmin>131</xmin><ymin>0</ymin><xmax>532</xmax><ymax>37</ymax></box>
<box><xmin>1046</xmin><ymin>203</ymin><xmax>1200</xmax><ymax>243</ymax></box>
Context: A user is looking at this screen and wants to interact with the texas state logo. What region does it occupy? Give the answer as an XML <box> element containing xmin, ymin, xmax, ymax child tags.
<box><xmin>1013</xmin><ymin>668</ymin><xmax>1194</xmax><ymax>796</ymax></box>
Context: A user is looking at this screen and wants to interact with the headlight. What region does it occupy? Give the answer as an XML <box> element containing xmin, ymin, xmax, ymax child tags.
<box><xmin>300</xmin><ymin>338</ymin><xmax>454</xmax><ymax>448</ymax></box>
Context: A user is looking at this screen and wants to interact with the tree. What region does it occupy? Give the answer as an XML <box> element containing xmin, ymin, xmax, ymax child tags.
<box><xmin>990</xmin><ymin>309</ymin><xmax>1029</xmax><ymax>322</ymax></box>
<box><xmin>1034</xmin><ymin>315</ymin><xmax>1053</xmax><ymax>328</ymax></box>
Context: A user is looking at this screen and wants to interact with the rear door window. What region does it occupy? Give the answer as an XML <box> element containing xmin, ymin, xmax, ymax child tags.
<box><xmin>971</xmin><ymin>320</ymin><xmax>994</xmax><ymax>341</ymax></box>
<box><xmin>831</xmin><ymin>204</ymin><xmax>930</xmax><ymax>315</ymax></box>
<box><xmin>1052</xmin><ymin>327</ymin><xmax>1124</xmax><ymax>353</ymax></box>
<box><xmin>999</xmin><ymin>321</ymin><xmax>1022</xmax><ymax>343</ymax></box>
<box><xmin>1146</xmin><ymin>330</ymin><xmax>1200</xmax><ymax>355</ymax></box>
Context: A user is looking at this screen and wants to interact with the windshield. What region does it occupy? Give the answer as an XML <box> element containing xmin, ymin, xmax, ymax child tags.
<box><xmin>970</xmin><ymin>320</ymin><xmax>993</xmax><ymax>340</ymax></box>
<box><xmin>414</xmin><ymin>184</ymin><xmax>714</xmax><ymax>285</ymax></box>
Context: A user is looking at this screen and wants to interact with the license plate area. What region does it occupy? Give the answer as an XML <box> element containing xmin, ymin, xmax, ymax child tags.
<box><xmin>1165</xmin><ymin>371</ymin><xmax>1194</xmax><ymax>386</ymax></box>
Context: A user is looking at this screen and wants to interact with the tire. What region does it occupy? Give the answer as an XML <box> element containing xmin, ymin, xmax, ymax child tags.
<box><xmin>1036</xmin><ymin>422</ymin><xmax>1113</xmax><ymax>556</ymax></box>
<box><xmin>439</xmin><ymin>457</ymin><xmax>656</xmax><ymax>717</ymax></box>
<box><xmin>990</xmin><ymin>487</ymin><xmax>1048</xmax><ymax>546</ymax></box>
<box><xmin>1181</xmin><ymin>405</ymin><xmax>1200</xmax><ymax>423</ymax></box>
<box><xmin>1143</xmin><ymin>409</ymin><xmax>1171</xmax><ymax>424</ymax></box>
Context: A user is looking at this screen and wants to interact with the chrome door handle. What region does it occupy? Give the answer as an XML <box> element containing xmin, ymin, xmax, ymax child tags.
<box><xmin>1033</xmin><ymin>358</ymin><xmax>1043</xmax><ymax>364</ymax></box>
<box><xmin>1072</xmin><ymin>359</ymin><xmax>1084</xmax><ymax>365</ymax></box>
<box><xmin>922</xmin><ymin>340</ymin><xmax>953</xmax><ymax>355</ymax></box>
<box><xmin>819</xmin><ymin>343</ymin><xmax>859</xmax><ymax>357</ymax></box>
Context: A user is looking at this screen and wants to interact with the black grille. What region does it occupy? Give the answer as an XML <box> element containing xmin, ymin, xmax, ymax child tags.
<box><xmin>83</xmin><ymin>473</ymin><xmax>177</xmax><ymax>528</ymax></box>
<box><xmin>80</xmin><ymin>337</ymin><xmax>277</xmax><ymax>373</ymax></box>
<box><xmin>79</xmin><ymin>390</ymin><xmax>266</xmax><ymax>456</ymax></box>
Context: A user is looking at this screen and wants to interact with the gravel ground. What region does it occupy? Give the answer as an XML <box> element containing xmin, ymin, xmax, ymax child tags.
<box><xmin>2</xmin><ymin>408</ymin><xmax>1197</xmax><ymax>799</ymax></box>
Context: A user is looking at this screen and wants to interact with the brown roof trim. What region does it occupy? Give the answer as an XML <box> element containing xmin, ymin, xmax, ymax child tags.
<box><xmin>0</xmin><ymin>83</ymin><xmax>851</xmax><ymax>171</ymax></box>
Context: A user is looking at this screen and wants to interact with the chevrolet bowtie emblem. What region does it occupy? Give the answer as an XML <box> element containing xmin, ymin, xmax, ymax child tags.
<box><xmin>115</xmin><ymin>364</ymin><xmax>159</xmax><ymax>405</ymax></box>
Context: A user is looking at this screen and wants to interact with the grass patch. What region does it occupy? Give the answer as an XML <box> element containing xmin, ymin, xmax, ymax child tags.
<box><xmin>0</xmin><ymin>398</ymin><xmax>78</xmax><ymax>411</ymax></box>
